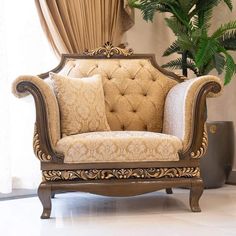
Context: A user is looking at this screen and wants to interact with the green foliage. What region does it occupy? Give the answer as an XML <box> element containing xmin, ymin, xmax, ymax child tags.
<box><xmin>129</xmin><ymin>0</ymin><xmax>236</xmax><ymax>84</ymax></box>
<box><xmin>195</xmin><ymin>37</ymin><xmax>219</xmax><ymax>69</ymax></box>
<box><xmin>223</xmin><ymin>0</ymin><xmax>233</xmax><ymax>10</ymax></box>
<box><xmin>219</xmin><ymin>30</ymin><xmax>236</xmax><ymax>50</ymax></box>
<box><xmin>224</xmin><ymin>52</ymin><xmax>235</xmax><ymax>84</ymax></box>
<box><xmin>212</xmin><ymin>21</ymin><xmax>236</xmax><ymax>38</ymax></box>
<box><xmin>162</xmin><ymin>58</ymin><xmax>199</xmax><ymax>75</ymax></box>
<box><xmin>162</xmin><ymin>58</ymin><xmax>183</xmax><ymax>70</ymax></box>
<box><xmin>213</xmin><ymin>53</ymin><xmax>225</xmax><ymax>74</ymax></box>
<box><xmin>162</xmin><ymin>41</ymin><xmax>180</xmax><ymax>56</ymax></box>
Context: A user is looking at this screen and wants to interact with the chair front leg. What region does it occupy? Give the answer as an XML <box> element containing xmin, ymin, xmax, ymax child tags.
<box><xmin>38</xmin><ymin>182</ymin><xmax>52</xmax><ymax>219</ymax></box>
<box><xmin>189</xmin><ymin>178</ymin><xmax>204</xmax><ymax>212</ymax></box>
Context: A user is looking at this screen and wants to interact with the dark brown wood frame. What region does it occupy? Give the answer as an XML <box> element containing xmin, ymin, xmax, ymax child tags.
<box><xmin>16</xmin><ymin>46</ymin><xmax>221</xmax><ymax>219</ymax></box>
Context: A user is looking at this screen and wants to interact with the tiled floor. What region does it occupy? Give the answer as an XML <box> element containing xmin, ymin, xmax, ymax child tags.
<box><xmin>0</xmin><ymin>189</ymin><xmax>36</xmax><ymax>200</ymax></box>
<box><xmin>0</xmin><ymin>185</ymin><xmax>236</xmax><ymax>236</ymax></box>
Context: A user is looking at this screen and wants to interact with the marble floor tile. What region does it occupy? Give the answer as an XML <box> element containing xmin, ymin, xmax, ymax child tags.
<box><xmin>0</xmin><ymin>185</ymin><xmax>235</xmax><ymax>236</ymax></box>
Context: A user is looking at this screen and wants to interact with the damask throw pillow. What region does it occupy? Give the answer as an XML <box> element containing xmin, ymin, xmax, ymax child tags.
<box><xmin>50</xmin><ymin>73</ymin><xmax>110</xmax><ymax>137</ymax></box>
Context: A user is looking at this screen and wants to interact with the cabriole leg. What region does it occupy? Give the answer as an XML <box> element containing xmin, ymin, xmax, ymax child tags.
<box><xmin>189</xmin><ymin>179</ymin><xmax>204</xmax><ymax>212</ymax></box>
<box><xmin>165</xmin><ymin>188</ymin><xmax>173</xmax><ymax>194</ymax></box>
<box><xmin>38</xmin><ymin>182</ymin><xmax>52</xmax><ymax>219</ymax></box>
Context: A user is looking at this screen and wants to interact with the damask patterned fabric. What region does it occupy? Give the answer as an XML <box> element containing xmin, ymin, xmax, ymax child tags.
<box><xmin>56</xmin><ymin>131</ymin><xmax>182</xmax><ymax>163</ymax></box>
<box><xmin>163</xmin><ymin>75</ymin><xmax>222</xmax><ymax>151</ymax></box>
<box><xmin>59</xmin><ymin>58</ymin><xmax>177</xmax><ymax>132</ymax></box>
<box><xmin>50</xmin><ymin>73</ymin><xmax>110</xmax><ymax>136</ymax></box>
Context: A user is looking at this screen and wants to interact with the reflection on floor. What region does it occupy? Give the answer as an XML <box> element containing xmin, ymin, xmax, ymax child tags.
<box><xmin>0</xmin><ymin>185</ymin><xmax>235</xmax><ymax>236</ymax></box>
<box><xmin>0</xmin><ymin>189</ymin><xmax>36</xmax><ymax>200</ymax></box>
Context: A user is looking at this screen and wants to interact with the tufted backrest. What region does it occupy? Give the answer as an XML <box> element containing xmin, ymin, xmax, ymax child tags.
<box><xmin>58</xmin><ymin>58</ymin><xmax>178</xmax><ymax>132</ymax></box>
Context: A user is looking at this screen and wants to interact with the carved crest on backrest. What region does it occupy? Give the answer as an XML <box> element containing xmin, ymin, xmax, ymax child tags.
<box><xmin>83</xmin><ymin>41</ymin><xmax>133</xmax><ymax>58</ymax></box>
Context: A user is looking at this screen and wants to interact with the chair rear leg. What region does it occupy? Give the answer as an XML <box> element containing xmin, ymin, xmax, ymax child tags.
<box><xmin>165</xmin><ymin>188</ymin><xmax>173</xmax><ymax>194</ymax></box>
<box><xmin>38</xmin><ymin>182</ymin><xmax>52</xmax><ymax>219</ymax></box>
<box><xmin>189</xmin><ymin>178</ymin><xmax>203</xmax><ymax>212</ymax></box>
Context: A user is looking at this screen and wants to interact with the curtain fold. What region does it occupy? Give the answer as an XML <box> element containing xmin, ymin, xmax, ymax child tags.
<box><xmin>35</xmin><ymin>0</ymin><xmax>134</xmax><ymax>56</ymax></box>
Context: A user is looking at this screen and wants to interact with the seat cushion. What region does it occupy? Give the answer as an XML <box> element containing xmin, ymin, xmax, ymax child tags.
<box><xmin>50</xmin><ymin>73</ymin><xmax>110</xmax><ymax>136</ymax></box>
<box><xmin>56</xmin><ymin>131</ymin><xmax>183</xmax><ymax>163</ymax></box>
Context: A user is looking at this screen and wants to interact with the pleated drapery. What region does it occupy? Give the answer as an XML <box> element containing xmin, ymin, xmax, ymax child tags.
<box><xmin>35</xmin><ymin>0</ymin><xmax>134</xmax><ymax>56</ymax></box>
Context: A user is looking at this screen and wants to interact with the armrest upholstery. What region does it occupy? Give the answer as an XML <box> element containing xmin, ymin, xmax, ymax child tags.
<box><xmin>12</xmin><ymin>75</ymin><xmax>61</xmax><ymax>161</ymax></box>
<box><xmin>163</xmin><ymin>75</ymin><xmax>222</xmax><ymax>158</ymax></box>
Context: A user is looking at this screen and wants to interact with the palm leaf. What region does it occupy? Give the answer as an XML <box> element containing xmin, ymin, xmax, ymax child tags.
<box><xmin>219</xmin><ymin>30</ymin><xmax>236</xmax><ymax>50</ymax></box>
<box><xmin>128</xmin><ymin>0</ymin><xmax>171</xmax><ymax>22</ymax></box>
<box><xmin>185</xmin><ymin>59</ymin><xmax>199</xmax><ymax>75</ymax></box>
<box><xmin>213</xmin><ymin>53</ymin><xmax>225</xmax><ymax>74</ymax></box>
<box><xmin>195</xmin><ymin>37</ymin><xmax>219</xmax><ymax>68</ymax></box>
<box><xmin>193</xmin><ymin>0</ymin><xmax>220</xmax><ymax>27</ymax></box>
<box><xmin>223</xmin><ymin>0</ymin><xmax>233</xmax><ymax>10</ymax></box>
<box><xmin>162</xmin><ymin>58</ymin><xmax>183</xmax><ymax>70</ymax></box>
<box><xmin>163</xmin><ymin>41</ymin><xmax>180</xmax><ymax>56</ymax></box>
<box><xmin>178</xmin><ymin>0</ymin><xmax>194</xmax><ymax>13</ymax></box>
<box><xmin>165</xmin><ymin>17</ymin><xmax>185</xmax><ymax>35</ymax></box>
<box><xmin>162</xmin><ymin>58</ymin><xmax>199</xmax><ymax>75</ymax></box>
<box><xmin>201</xmin><ymin>61</ymin><xmax>215</xmax><ymax>75</ymax></box>
<box><xmin>212</xmin><ymin>21</ymin><xmax>236</xmax><ymax>38</ymax></box>
<box><xmin>192</xmin><ymin>8</ymin><xmax>213</xmax><ymax>30</ymax></box>
<box><xmin>224</xmin><ymin>53</ymin><xmax>235</xmax><ymax>85</ymax></box>
<box><xmin>177</xmin><ymin>34</ymin><xmax>194</xmax><ymax>51</ymax></box>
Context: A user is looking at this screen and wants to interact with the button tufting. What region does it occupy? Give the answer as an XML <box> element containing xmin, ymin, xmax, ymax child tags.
<box><xmin>110</xmin><ymin>109</ymin><xmax>115</xmax><ymax>113</ymax></box>
<box><xmin>133</xmin><ymin>109</ymin><xmax>137</xmax><ymax>113</ymax></box>
<box><xmin>121</xmin><ymin>125</ymin><xmax>125</xmax><ymax>130</ymax></box>
<box><xmin>131</xmin><ymin>77</ymin><xmax>135</xmax><ymax>80</ymax></box>
<box><xmin>108</xmin><ymin>76</ymin><xmax>112</xmax><ymax>80</ymax></box>
<box><xmin>144</xmin><ymin>93</ymin><xmax>147</xmax><ymax>96</ymax></box>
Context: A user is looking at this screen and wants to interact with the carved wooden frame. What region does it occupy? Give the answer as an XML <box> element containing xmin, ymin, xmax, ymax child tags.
<box><xmin>16</xmin><ymin>43</ymin><xmax>221</xmax><ymax>218</ymax></box>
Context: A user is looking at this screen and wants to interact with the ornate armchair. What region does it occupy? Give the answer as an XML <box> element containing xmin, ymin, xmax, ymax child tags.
<box><xmin>13</xmin><ymin>43</ymin><xmax>222</xmax><ymax>219</ymax></box>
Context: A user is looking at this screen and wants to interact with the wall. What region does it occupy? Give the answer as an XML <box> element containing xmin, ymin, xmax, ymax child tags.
<box><xmin>125</xmin><ymin>2</ymin><xmax>236</xmax><ymax>170</ymax></box>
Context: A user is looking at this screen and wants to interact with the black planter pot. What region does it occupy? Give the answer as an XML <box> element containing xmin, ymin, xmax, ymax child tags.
<box><xmin>200</xmin><ymin>121</ymin><xmax>234</xmax><ymax>189</ymax></box>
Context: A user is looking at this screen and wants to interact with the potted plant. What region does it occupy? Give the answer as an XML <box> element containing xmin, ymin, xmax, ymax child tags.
<box><xmin>129</xmin><ymin>0</ymin><xmax>236</xmax><ymax>188</ymax></box>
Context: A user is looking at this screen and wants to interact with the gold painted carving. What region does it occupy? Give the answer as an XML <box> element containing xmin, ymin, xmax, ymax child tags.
<box><xmin>42</xmin><ymin>167</ymin><xmax>200</xmax><ymax>181</ymax></box>
<box><xmin>83</xmin><ymin>41</ymin><xmax>133</xmax><ymax>58</ymax></box>
<box><xmin>33</xmin><ymin>124</ymin><xmax>52</xmax><ymax>161</ymax></box>
<box><xmin>191</xmin><ymin>125</ymin><xmax>208</xmax><ymax>158</ymax></box>
<box><xmin>209</xmin><ymin>125</ymin><xmax>217</xmax><ymax>134</ymax></box>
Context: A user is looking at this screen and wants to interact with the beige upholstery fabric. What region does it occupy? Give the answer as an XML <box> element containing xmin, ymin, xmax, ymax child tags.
<box><xmin>50</xmin><ymin>73</ymin><xmax>110</xmax><ymax>137</ymax></box>
<box><xmin>163</xmin><ymin>75</ymin><xmax>222</xmax><ymax>150</ymax></box>
<box><xmin>12</xmin><ymin>75</ymin><xmax>61</xmax><ymax>149</ymax></box>
<box><xmin>56</xmin><ymin>131</ymin><xmax>182</xmax><ymax>163</ymax></box>
<box><xmin>59</xmin><ymin>58</ymin><xmax>177</xmax><ymax>133</ymax></box>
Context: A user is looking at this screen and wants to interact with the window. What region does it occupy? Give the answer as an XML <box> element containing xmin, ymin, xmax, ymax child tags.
<box><xmin>0</xmin><ymin>0</ymin><xmax>58</xmax><ymax>193</ymax></box>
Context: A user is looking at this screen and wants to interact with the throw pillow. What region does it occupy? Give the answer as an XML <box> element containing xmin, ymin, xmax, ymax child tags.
<box><xmin>50</xmin><ymin>73</ymin><xmax>110</xmax><ymax>136</ymax></box>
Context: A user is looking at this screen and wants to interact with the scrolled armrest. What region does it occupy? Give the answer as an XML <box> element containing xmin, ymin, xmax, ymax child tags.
<box><xmin>12</xmin><ymin>75</ymin><xmax>62</xmax><ymax>162</ymax></box>
<box><xmin>163</xmin><ymin>75</ymin><xmax>222</xmax><ymax>159</ymax></box>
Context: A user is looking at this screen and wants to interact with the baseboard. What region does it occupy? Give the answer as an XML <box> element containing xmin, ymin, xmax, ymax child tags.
<box><xmin>0</xmin><ymin>189</ymin><xmax>37</xmax><ymax>201</ymax></box>
<box><xmin>226</xmin><ymin>170</ymin><xmax>236</xmax><ymax>185</ymax></box>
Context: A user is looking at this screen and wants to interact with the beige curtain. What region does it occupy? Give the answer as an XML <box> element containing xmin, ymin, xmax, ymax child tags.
<box><xmin>35</xmin><ymin>0</ymin><xmax>134</xmax><ymax>56</ymax></box>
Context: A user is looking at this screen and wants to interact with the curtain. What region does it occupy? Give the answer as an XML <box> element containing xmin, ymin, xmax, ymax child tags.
<box><xmin>35</xmin><ymin>0</ymin><xmax>134</xmax><ymax>56</ymax></box>
<box><xmin>0</xmin><ymin>0</ymin><xmax>58</xmax><ymax>193</ymax></box>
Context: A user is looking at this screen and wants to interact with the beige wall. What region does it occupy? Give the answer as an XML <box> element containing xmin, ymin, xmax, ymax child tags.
<box><xmin>125</xmin><ymin>2</ymin><xmax>236</xmax><ymax>169</ymax></box>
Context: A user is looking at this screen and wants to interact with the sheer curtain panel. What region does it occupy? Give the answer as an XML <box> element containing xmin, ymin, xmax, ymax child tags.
<box><xmin>0</xmin><ymin>0</ymin><xmax>57</xmax><ymax>193</ymax></box>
